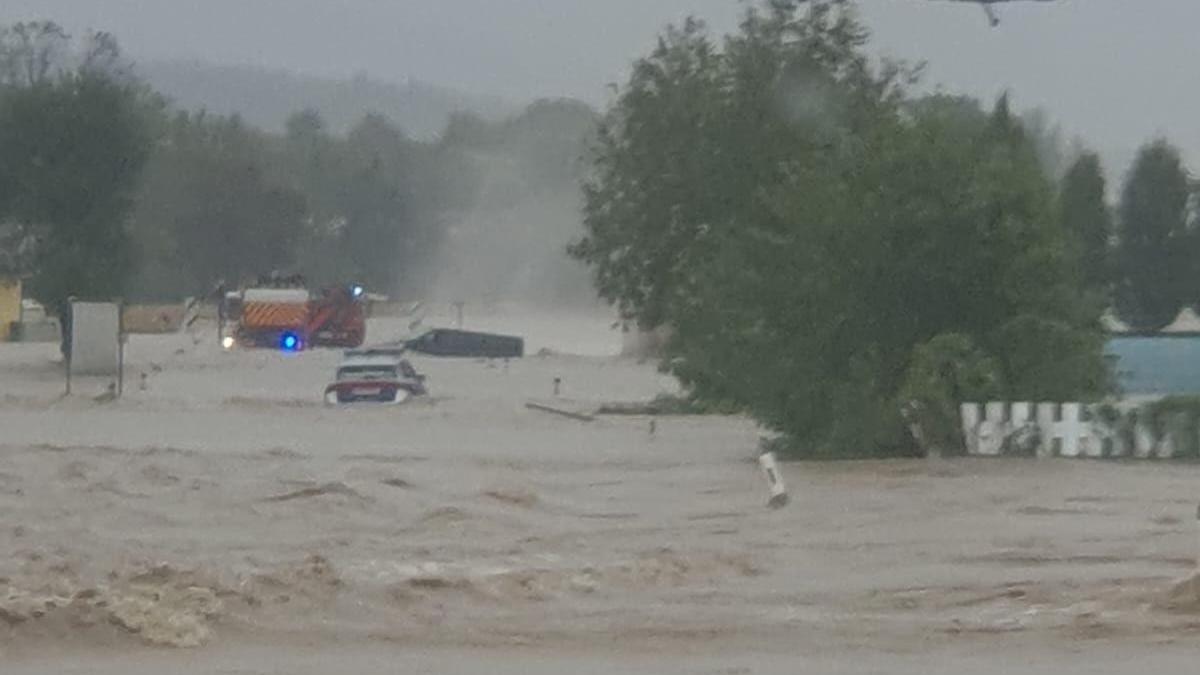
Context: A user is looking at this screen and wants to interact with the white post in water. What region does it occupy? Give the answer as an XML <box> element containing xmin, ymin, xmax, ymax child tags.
<box><xmin>758</xmin><ymin>452</ymin><xmax>789</xmax><ymax>509</ymax></box>
<box><xmin>1195</xmin><ymin>503</ymin><xmax>1200</xmax><ymax>570</ymax></box>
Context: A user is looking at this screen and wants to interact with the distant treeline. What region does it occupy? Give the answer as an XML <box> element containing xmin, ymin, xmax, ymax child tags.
<box><xmin>0</xmin><ymin>21</ymin><xmax>598</xmax><ymax>315</ymax></box>
<box><xmin>137</xmin><ymin>60</ymin><xmax>514</xmax><ymax>140</ymax></box>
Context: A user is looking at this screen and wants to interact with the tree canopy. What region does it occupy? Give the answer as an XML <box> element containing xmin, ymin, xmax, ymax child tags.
<box><xmin>1059</xmin><ymin>152</ymin><xmax>1113</xmax><ymax>299</ymax></box>
<box><xmin>571</xmin><ymin>1</ymin><xmax>1110</xmax><ymax>456</ymax></box>
<box><xmin>1114</xmin><ymin>139</ymin><xmax>1194</xmax><ymax>331</ymax></box>
<box><xmin>0</xmin><ymin>23</ymin><xmax>151</xmax><ymax>316</ymax></box>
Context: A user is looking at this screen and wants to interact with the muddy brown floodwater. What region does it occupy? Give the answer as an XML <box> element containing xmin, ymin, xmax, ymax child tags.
<box><xmin>3</xmin><ymin>311</ymin><xmax>1200</xmax><ymax>673</ymax></box>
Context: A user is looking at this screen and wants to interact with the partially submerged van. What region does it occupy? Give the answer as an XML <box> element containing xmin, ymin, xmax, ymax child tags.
<box><xmin>406</xmin><ymin>328</ymin><xmax>524</xmax><ymax>358</ymax></box>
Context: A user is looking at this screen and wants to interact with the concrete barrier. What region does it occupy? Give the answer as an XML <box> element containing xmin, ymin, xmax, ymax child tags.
<box><xmin>122</xmin><ymin>304</ymin><xmax>186</xmax><ymax>334</ymax></box>
<box><xmin>961</xmin><ymin>401</ymin><xmax>1173</xmax><ymax>459</ymax></box>
<box><xmin>368</xmin><ymin>301</ymin><xmax>421</xmax><ymax>318</ymax></box>
<box><xmin>15</xmin><ymin>320</ymin><xmax>60</xmax><ymax>343</ymax></box>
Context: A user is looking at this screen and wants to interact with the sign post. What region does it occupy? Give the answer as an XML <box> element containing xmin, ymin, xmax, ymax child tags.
<box><xmin>64</xmin><ymin>296</ymin><xmax>75</xmax><ymax>396</ymax></box>
<box><xmin>116</xmin><ymin>298</ymin><xmax>125</xmax><ymax>398</ymax></box>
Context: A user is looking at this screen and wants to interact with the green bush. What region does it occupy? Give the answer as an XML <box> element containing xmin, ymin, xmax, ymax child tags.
<box><xmin>572</xmin><ymin>3</ymin><xmax>1111</xmax><ymax>458</ymax></box>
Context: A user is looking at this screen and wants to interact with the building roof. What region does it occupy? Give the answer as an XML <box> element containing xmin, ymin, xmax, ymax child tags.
<box><xmin>1101</xmin><ymin>309</ymin><xmax>1129</xmax><ymax>334</ymax></box>
<box><xmin>1161</xmin><ymin>307</ymin><xmax>1200</xmax><ymax>334</ymax></box>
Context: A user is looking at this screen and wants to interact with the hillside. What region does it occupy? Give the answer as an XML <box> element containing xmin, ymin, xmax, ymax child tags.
<box><xmin>137</xmin><ymin>60</ymin><xmax>515</xmax><ymax>138</ymax></box>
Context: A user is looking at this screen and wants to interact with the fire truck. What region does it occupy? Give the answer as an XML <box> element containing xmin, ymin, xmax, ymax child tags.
<box><xmin>221</xmin><ymin>280</ymin><xmax>366</xmax><ymax>351</ymax></box>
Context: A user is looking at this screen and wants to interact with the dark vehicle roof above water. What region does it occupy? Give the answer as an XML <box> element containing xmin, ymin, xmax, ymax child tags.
<box><xmin>407</xmin><ymin>328</ymin><xmax>524</xmax><ymax>358</ymax></box>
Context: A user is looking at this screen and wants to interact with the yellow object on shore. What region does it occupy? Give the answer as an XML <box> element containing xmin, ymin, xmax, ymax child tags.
<box><xmin>0</xmin><ymin>278</ymin><xmax>20</xmax><ymax>342</ymax></box>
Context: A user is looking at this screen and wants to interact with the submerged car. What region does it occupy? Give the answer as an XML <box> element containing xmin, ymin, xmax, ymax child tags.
<box><xmin>324</xmin><ymin>349</ymin><xmax>427</xmax><ymax>404</ymax></box>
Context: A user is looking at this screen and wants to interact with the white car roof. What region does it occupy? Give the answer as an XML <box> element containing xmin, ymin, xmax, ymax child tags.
<box><xmin>339</xmin><ymin>356</ymin><xmax>403</xmax><ymax>369</ymax></box>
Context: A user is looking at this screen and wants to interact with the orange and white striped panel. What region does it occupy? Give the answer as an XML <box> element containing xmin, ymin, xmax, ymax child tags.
<box><xmin>241</xmin><ymin>302</ymin><xmax>309</xmax><ymax>328</ymax></box>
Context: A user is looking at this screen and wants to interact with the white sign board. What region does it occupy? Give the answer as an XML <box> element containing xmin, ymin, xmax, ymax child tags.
<box><xmin>70</xmin><ymin>301</ymin><xmax>120</xmax><ymax>376</ymax></box>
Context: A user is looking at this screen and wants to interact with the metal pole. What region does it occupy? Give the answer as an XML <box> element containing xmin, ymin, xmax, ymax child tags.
<box><xmin>117</xmin><ymin>338</ymin><xmax>125</xmax><ymax>397</ymax></box>
<box><xmin>117</xmin><ymin>298</ymin><xmax>125</xmax><ymax>398</ymax></box>
<box><xmin>1195</xmin><ymin>503</ymin><xmax>1200</xmax><ymax>571</ymax></box>
<box><xmin>64</xmin><ymin>299</ymin><xmax>74</xmax><ymax>396</ymax></box>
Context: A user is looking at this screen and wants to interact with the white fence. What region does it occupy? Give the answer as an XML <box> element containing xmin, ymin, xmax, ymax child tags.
<box><xmin>960</xmin><ymin>402</ymin><xmax>1173</xmax><ymax>459</ymax></box>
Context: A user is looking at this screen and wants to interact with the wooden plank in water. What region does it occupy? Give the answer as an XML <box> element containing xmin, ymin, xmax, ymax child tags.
<box><xmin>525</xmin><ymin>401</ymin><xmax>595</xmax><ymax>423</ymax></box>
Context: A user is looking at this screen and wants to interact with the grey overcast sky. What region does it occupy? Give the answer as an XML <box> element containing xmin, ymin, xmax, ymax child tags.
<box><xmin>0</xmin><ymin>1</ymin><xmax>1196</xmax><ymax>176</ymax></box>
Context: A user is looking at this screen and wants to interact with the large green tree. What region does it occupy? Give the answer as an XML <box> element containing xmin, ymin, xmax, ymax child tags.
<box><xmin>285</xmin><ymin>110</ymin><xmax>457</xmax><ymax>296</ymax></box>
<box><xmin>129</xmin><ymin>107</ymin><xmax>466</xmax><ymax>300</ymax></box>
<box><xmin>1059</xmin><ymin>152</ymin><xmax>1113</xmax><ymax>298</ymax></box>
<box><xmin>0</xmin><ymin>23</ymin><xmax>150</xmax><ymax>318</ymax></box>
<box><xmin>570</xmin><ymin>17</ymin><xmax>730</xmax><ymax>327</ymax></box>
<box><xmin>128</xmin><ymin>110</ymin><xmax>307</xmax><ymax>296</ymax></box>
<box><xmin>572</xmin><ymin>1</ymin><xmax>1108</xmax><ymax>456</ymax></box>
<box><xmin>1115</xmin><ymin>139</ymin><xmax>1192</xmax><ymax>331</ymax></box>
